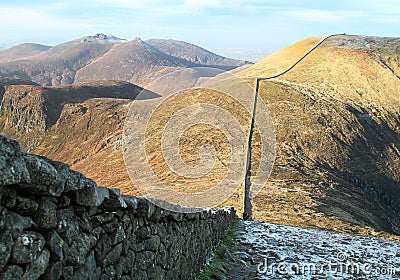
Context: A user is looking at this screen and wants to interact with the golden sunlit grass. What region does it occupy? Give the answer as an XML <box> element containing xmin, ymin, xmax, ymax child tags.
<box><xmin>239</xmin><ymin>36</ymin><xmax>323</xmax><ymax>78</ymax></box>
<box><xmin>143</xmin><ymin>87</ymin><xmax>255</xmax><ymax>194</ymax></box>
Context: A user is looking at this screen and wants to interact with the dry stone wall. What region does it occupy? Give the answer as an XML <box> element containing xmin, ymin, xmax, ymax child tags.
<box><xmin>0</xmin><ymin>135</ymin><xmax>236</xmax><ymax>279</ymax></box>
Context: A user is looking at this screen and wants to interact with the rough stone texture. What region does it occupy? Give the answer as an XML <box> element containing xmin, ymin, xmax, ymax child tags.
<box><xmin>0</xmin><ymin>231</ymin><xmax>13</xmax><ymax>270</ymax></box>
<box><xmin>4</xmin><ymin>210</ymin><xmax>35</xmax><ymax>235</ymax></box>
<box><xmin>13</xmin><ymin>195</ymin><xmax>39</xmax><ymax>216</ymax></box>
<box><xmin>44</xmin><ymin>261</ymin><xmax>63</xmax><ymax>280</ymax></box>
<box><xmin>74</xmin><ymin>185</ymin><xmax>109</xmax><ymax>207</ymax></box>
<box><xmin>11</xmin><ymin>231</ymin><xmax>45</xmax><ymax>263</ymax></box>
<box><xmin>0</xmin><ymin>135</ymin><xmax>30</xmax><ymax>186</ymax></box>
<box><xmin>24</xmin><ymin>248</ymin><xmax>50</xmax><ymax>280</ymax></box>
<box><xmin>21</xmin><ymin>154</ymin><xmax>64</xmax><ymax>196</ymax></box>
<box><xmin>0</xmin><ymin>135</ymin><xmax>236</xmax><ymax>279</ymax></box>
<box><xmin>68</xmin><ymin>233</ymin><xmax>97</xmax><ymax>266</ymax></box>
<box><xmin>44</xmin><ymin>230</ymin><xmax>65</xmax><ymax>261</ymax></box>
<box><xmin>34</xmin><ymin>197</ymin><xmax>58</xmax><ymax>228</ymax></box>
<box><xmin>0</xmin><ymin>265</ymin><xmax>24</xmax><ymax>279</ymax></box>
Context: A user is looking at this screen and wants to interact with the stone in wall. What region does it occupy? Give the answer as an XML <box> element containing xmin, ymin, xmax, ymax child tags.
<box><xmin>0</xmin><ymin>135</ymin><xmax>236</xmax><ymax>279</ymax></box>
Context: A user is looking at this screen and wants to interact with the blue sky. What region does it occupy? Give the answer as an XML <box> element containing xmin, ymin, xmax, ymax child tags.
<box><xmin>0</xmin><ymin>0</ymin><xmax>399</xmax><ymax>61</ymax></box>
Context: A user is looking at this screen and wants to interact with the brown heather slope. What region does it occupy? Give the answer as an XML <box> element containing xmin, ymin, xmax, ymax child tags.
<box><xmin>0</xmin><ymin>35</ymin><xmax>399</xmax><ymax>240</ymax></box>
<box><xmin>236</xmin><ymin>34</ymin><xmax>400</xmax><ymax>237</ymax></box>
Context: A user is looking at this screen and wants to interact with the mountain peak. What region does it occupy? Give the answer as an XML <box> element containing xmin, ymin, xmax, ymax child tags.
<box><xmin>81</xmin><ymin>33</ymin><xmax>126</xmax><ymax>43</ymax></box>
<box><xmin>132</xmin><ymin>37</ymin><xmax>144</xmax><ymax>43</ymax></box>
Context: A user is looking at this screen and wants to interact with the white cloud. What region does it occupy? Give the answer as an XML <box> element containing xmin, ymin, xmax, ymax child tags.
<box><xmin>183</xmin><ymin>0</ymin><xmax>224</xmax><ymax>10</ymax></box>
<box><xmin>86</xmin><ymin>0</ymin><xmax>180</xmax><ymax>10</ymax></box>
<box><xmin>0</xmin><ymin>7</ymin><xmax>64</xmax><ymax>28</ymax></box>
<box><xmin>0</xmin><ymin>6</ymin><xmax>102</xmax><ymax>46</ymax></box>
<box><xmin>279</xmin><ymin>7</ymin><xmax>400</xmax><ymax>25</ymax></box>
<box><xmin>359</xmin><ymin>0</ymin><xmax>400</xmax><ymax>14</ymax></box>
<box><xmin>281</xmin><ymin>9</ymin><xmax>344</xmax><ymax>22</ymax></box>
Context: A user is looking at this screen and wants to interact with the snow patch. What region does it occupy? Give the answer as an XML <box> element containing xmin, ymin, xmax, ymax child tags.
<box><xmin>234</xmin><ymin>221</ymin><xmax>400</xmax><ymax>279</ymax></box>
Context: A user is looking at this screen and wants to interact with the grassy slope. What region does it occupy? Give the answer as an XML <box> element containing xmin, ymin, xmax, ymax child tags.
<box><xmin>235</xmin><ymin>35</ymin><xmax>400</xmax><ymax>238</ymax></box>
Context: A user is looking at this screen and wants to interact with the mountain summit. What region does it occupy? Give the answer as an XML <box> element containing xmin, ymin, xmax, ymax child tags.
<box><xmin>81</xmin><ymin>33</ymin><xmax>127</xmax><ymax>42</ymax></box>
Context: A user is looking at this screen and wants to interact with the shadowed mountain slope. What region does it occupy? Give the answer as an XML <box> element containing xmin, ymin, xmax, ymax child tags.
<box><xmin>146</xmin><ymin>38</ymin><xmax>250</xmax><ymax>69</ymax></box>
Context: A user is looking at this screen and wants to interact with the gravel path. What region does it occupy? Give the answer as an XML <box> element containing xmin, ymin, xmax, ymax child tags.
<box><xmin>228</xmin><ymin>220</ymin><xmax>400</xmax><ymax>279</ymax></box>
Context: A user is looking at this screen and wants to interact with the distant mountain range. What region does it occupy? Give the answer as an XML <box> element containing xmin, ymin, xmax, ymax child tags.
<box><xmin>0</xmin><ymin>33</ymin><xmax>250</xmax><ymax>86</ymax></box>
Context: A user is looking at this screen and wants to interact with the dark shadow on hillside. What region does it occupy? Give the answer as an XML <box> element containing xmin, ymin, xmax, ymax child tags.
<box><xmin>42</xmin><ymin>82</ymin><xmax>160</xmax><ymax>129</ymax></box>
<box><xmin>201</xmin><ymin>65</ymin><xmax>240</xmax><ymax>71</ymax></box>
<box><xmin>313</xmin><ymin>104</ymin><xmax>400</xmax><ymax>235</ymax></box>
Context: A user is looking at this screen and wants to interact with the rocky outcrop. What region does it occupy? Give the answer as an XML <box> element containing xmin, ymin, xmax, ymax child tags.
<box><xmin>0</xmin><ymin>85</ymin><xmax>47</xmax><ymax>133</ymax></box>
<box><xmin>0</xmin><ymin>135</ymin><xmax>235</xmax><ymax>279</ymax></box>
<box><xmin>0</xmin><ymin>81</ymin><xmax>151</xmax><ymax>134</ymax></box>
